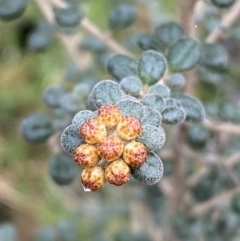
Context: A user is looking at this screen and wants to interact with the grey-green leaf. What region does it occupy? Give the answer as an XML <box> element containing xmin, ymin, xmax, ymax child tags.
<box><xmin>116</xmin><ymin>99</ymin><xmax>144</xmax><ymax>119</ymax></box>
<box><xmin>141</xmin><ymin>94</ymin><xmax>165</xmax><ymax>113</ymax></box>
<box><xmin>136</xmin><ymin>125</ymin><xmax>165</xmax><ymax>150</ymax></box>
<box><xmin>120</xmin><ymin>76</ymin><xmax>142</xmax><ymax>96</ymax></box>
<box><xmin>138</xmin><ymin>50</ymin><xmax>167</xmax><ymax>86</ymax></box>
<box><xmin>172</xmin><ymin>94</ymin><xmax>205</xmax><ymax>122</ymax></box>
<box><xmin>149</xmin><ymin>84</ymin><xmax>171</xmax><ymax>98</ymax></box>
<box><xmin>167</xmin><ymin>74</ymin><xmax>185</xmax><ymax>89</ymax></box>
<box><xmin>60</xmin><ymin>125</ymin><xmax>84</xmax><ymax>155</ymax></box>
<box><xmin>200</xmin><ymin>43</ymin><xmax>229</xmax><ymax>72</ymax></box>
<box><xmin>90</xmin><ymin>80</ymin><xmax>124</xmax><ymax>108</ymax></box>
<box><xmin>155</xmin><ymin>21</ymin><xmax>184</xmax><ymax>47</ymax></box>
<box><xmin>141</xmin><ymin>106</ymin><xmax>162</xmax><ymax>127</ymax></box>
<box><xmin>211</xmin><ymin>0</ymin><xmax>235</xmax><ymax>8</ymax></box>
<box><xmin>162</xmin><ymin>106</ymin><xmax>185</xmax><ymax>125</ymax></box>
<box><xmin>72</xmin><ymin>110</ymin><xmax>97</xmax><ymax>132</ymax></box>
<box><xmin>131</xmin><ymin>151</ymin><xmax>163</xmax><ymax>185</ymax></box>
<box><xmin>168</xmin><ymin>37</ymin><xmax>202</xmax><ymax>72</ymax></box>
<box><xmin>107</xmin><ymin>54</ymin><xmax>137</xmax><ymax>81</ymax></box>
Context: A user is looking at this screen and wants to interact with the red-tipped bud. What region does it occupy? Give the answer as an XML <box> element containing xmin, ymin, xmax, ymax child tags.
<box><xmin>81</xmin><ymin>166</ymin><xmax>105</xmax><ymax>191</ymax></box>
<box><xmin>123</xmin><ymin>141</ymin><xmax>147</xmax><ymax>167</ymax></box>
<box><xmin>80</xmin><ymin>118</ymin><xmax>107</xmax><ymax>144</ymax></box>
<box><xmin>74</xmin><ymin>144</ymin><xmax>98</xmax><ymax>168</ymax></box>
<box><xmin>98</xmin><ymin>104</ymin><xmax>122</xmax><ymax>128</ymax></box>
<box><xmin>116</xmin><ymin>116</ymin><xmax>142</xmax><ymax>140</ymax></box>
<box><xmin>105</xmin><ymin>159</ymin><xmax>130</xmax><ymax>186</ymax></box>
<box><xmin>97</xmin><ymin>135</ymin><xmax>123</xmax><ymax>162</ymax></box>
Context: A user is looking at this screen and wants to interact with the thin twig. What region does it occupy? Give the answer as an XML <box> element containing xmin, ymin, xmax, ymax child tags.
<box><xmin>50</xmin><ymin>0</ymin><xmax>134</xmax><ymax>57</ymax></box>
<box><xmin>206</xmin><ymin>0</ymin><xmax>240</xmax><ymax>43</ymax></box>
<box><xmin>189</xmin><ymin>186</ymin><xmax>240</xmax><ymax>217</ymax></box>
<box><xmin>35</xmin><ymin>0</ymin><xmax>89</xmax><ymax>71</ymax></box>
<box><xmin>203</xmin><ymin>118</ymin><xmax>240</xmax><ymax>136</ymax></box>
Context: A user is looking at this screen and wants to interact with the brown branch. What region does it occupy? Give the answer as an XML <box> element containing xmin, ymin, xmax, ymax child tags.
<box><xmin>206</xmin><ymin>0</ymin><xmax>240</xmax><ymax>43</ymax></box>
<box><xmin>50</xmin><ymin>0</ymin><xmax>134</xmax><ymax>57</ymax></box>
<box><xmin>203</xmin><ymin>118</ymin><xmax>240</xmax><ymax>136</ymax></box>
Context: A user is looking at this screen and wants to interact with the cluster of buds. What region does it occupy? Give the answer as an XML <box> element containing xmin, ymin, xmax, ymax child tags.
<box><xmin>73</xmin><ymin>104</ymin><xmax>148</xmax><ymax>191</ymax></box>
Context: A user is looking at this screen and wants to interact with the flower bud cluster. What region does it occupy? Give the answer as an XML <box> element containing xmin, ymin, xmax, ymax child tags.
<box><xmin>73</xmin><ymin>104</ymin><xmax>148</xmax><ymax>191</ymax></box>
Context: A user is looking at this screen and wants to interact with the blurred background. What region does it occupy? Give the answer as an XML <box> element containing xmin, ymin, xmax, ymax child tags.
<box><xmin>1</xmin><ymin>0</ymin><xmax>240</xmax><ymax>241</ymax></box>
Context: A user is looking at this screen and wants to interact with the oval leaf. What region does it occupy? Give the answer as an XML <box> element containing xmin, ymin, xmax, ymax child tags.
<box><xmin>168</xmin><ymin>37</ymin><xmax>202</xmax><ymax>72</ymax></box>
<box><xmin>116</xmin><ymin>99</ymin><xmax>144</xmax><ymax>119</ymax></box>
<box><xmin>60</xmin><ymin>125</ymin><xmax>84</xmax><ymax>155</ymax></box>
<box><xmin>120</xmin><ymin>76</ymin><xmax>142</xmax><ymax>96</ymax></box>
<box><xmin>162</xmin><ymin>106</ymin><xmax>185</xmax><ymax>125</ymax></box>
<box><xmin>136</xmin><ymin>125</ymin><xmax>165</xmax><ymax>150</ymax></box>
<box><xmin>49</xmin><ymin>152</ymin><xmax>77</xmax><ymax>185</ymax></box>
<box><xmin>72</xmin><ymin>110</ymin><xmax>97</xmax><ymax>132</ymax></box>
<box><xmin>172</xmin><ymin>93</ymin><xmax>205</xmax><ymax>122</ymax></box>
<box><xmin>200</xmin><ymin>43</ymin><xmax>229</xmax><ymax>71</ymax></box>
<box><xmin>149</xmin><ymin>84</ymin><xmax>171</xmax><ymax>98</ymax></box>
<box><xmin>138</xmin><ymin>50</ymin><xmax>167</xmax><ymax>86</ymax></box>
<box><xmin>90</xmin><ymin>80</ymin><xmax>124</xmax><ymax>108</ymax></box>
<box><xmin>155</xmin><ymin>21</ymin><xmax>184</xmax><ymax>47</ymax></box>
<box><xmin>20</xmin><ymin>112</ymin><xmax>54</xmax><ymax>144</ymax></box>
<box><xmin>107</xmin><ymin>54</ymin><xmax>137</xmax><ymax>80</ymax></box>
<box><xmin>131</xmin><ymin>151</ymin><xmax>164</xmax><ymax>185</ymax></box>
<box><xmin>141</xmin><ymin>106</ymin><xmax>162</xmax><ymax>127</ymax></box>
<box><xmin>141</xmin><ymin>94</ymin><xmax>165</xmax><ymax>113</ymax></box>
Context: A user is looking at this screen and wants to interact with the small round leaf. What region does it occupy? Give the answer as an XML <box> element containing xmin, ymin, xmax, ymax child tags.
<box><xmin>172</xmin><ymin>94</ymin><xmax>205</xmax><ymax>122</ymax></box>
<box><xmin>20</xmin><ymin>112</ymin><xmax>54</xmax><ymax>144</ymax></box>
<box><xmin>116</xmin><ymin>99</ymin><xmax>144</xmax><ymax>119</ymax></box>
<box><xmin>136</xmin><ymin>125</ymin><xmax>165</xmax><ymax>150</ymax></box>
<box><xmin>162</xmin><ymin>106</ymin><xmax>185</xmax><ymax>125</ymax></box>
<box><xmin>141</xmin><ymin>106</ymin><xmax>162</xmax><ymax>127</ymax></box>
<box><xmin>155</xmin><ymin>21</ymin><xmax>184</xmax><ymax>47</ymax></box>
<box><xmin>138</xmin><ymin>50</ymin><xmax>167</xmax><ymax>86</ymax></box>
<box><xmin>149</xmin><ymin>84</ymin><xmax>171</xmax><ymax>98</ymax></box>
<box><xmin>60</xmin><ymin>125</ymin><xmax>84</xmax><ymax>155</ymax></box>
<box><xmin>107</xmin><ymin>54</ymin><xmax>137</xmax><ymax>81</ymax></box>
<box><xmin>211</xmin><ymin>0</ymin><xmax>235</xmax><ymax>8</ymax></box>
<box><xmin>90</xmin><ymin>80</ymin><xmax>124</xmax><ymax>107</ymax></box>
<box><xmin>141</xmin><ymin>94</ymin><xmax>165</xmax><ymax>113</ymax></box>
<box><xmin>120</xmin><ymin>76</ymin><xmax>142</xmax><ymax>96</ymax></box>
<box><xmin>131</xmin><ymin>151</ymin><xmax>163</xmax><ymax>185</ymax></box>
<box><xmin>200</xmin><ymin>43</ymin><xmax>229</xmax><ymax>71</ymax></box>
<box><xmin>168</xmin><ymin>38</ymin><xmax>202</xmax><ymax>72</ymax></box>
<box><xmin>49</xmin><ymin>152</ymin><xmax>77</xmax><ymax>186</ymax></box>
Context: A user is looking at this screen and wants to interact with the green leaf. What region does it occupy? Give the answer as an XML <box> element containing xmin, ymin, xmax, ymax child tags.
<box><xmin>138</xmin><ymin>50</ymin><xmax>167</xmax><ymax>86</ymax></box>
<box><xmin>72</xmin><ymin>110</ymin><xmax>97</xmax><ymax>132</ymax></box>
<box><xmin>155</xmin><ymin>21</ymin><xmax>184</xmax><ymax>47</ymax></box>
<box><xmin>131</xmin><ymin>151</ymin><xmax>163</xmax><ymax>185</ymax></box>
<box><xmin>141</xmin><ymin>94</ymin><xmax>165</xmax><ymax>113</ymax></box>
<box><xmin>108</xmin><ymin>4</ymin><xmax>137</xmax><ymax>29</ymax></box>
<box><xmin>168</xmin><ymin>38</ymin><xmax>202</xmax><ymax>72</ymax></box>
<box><xmin>120</xmin><ymin>76</ymin><xmax>142</xmax><ymax>96</ymax></box>
<box><xmin>167</xmin><ymin>74</ymin><xmax>185</xmax><ymax>89</ymax></box>
<box><xmin>149</xmin><ymin>84</ymin><xmax>171</xmax><ymax>98</ymax></box>
<box><xmin>107</xmin><ymin>54</ymin><xmax>137</xmax><ymax>81</ymax></box>
<box><xmin>116</xmin><ymin>99</ymin><xmax>144</xmax><ymax>119</ymax></box>
<box><xmin>172</xmin><ymin>94</ymin><xmax>205</xmax><ymax>122</ymax></box>
<box><xmin>49</xmin><ymin>152</ymin><xmax>77</xmax><ymax>186</ymax></box>
<box><xmin>136</xmin><ymin>125</ymin><xmax>165</xmax><ymax>150</ymax></box>
<box><xmin>20</xmin><ymin>112</ymin><xmax>54</xmax><ymax>144</ymax></box>
<box><xmin>198</xmin><ymin>66</ymin><xmax>223</xmax><ymax>85</ymax></box>
<box><xmin>200</xmin><ymin>43</ymin><xmax>229</xmax><ymax>71</ymax></box>
<box><xmin>89</xmin><ymin>80</ymin><xmax>124</xmax><ymax>108</ymax></box>
<box><xmin>162</xmin><ymin>106</ymin><xmax>185</xmax><ymax>125</ymax></box>
<box><xmin>60</xmin><ymin>125</ymin><xmax>84</xmax><ymax>155</ymax></box>
<box><xmin>137</xmin><ymin>34</ymin><xmax>165</xmax><ymax>52</ymax></box>
<box><xmin>211</xmin><ymin>0</ymin><xmax>235</xmax><ymax>8</ymax></box>
<box><xmin>141</xmin><ymin>106</ymin><xmax>162</xmax><ymax>127</ymax></box>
